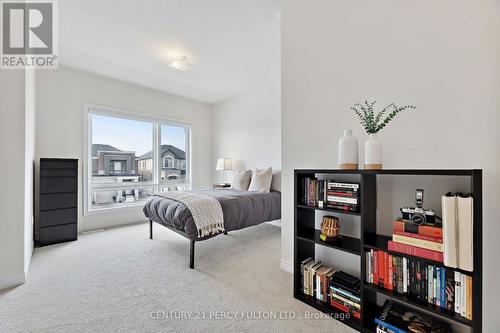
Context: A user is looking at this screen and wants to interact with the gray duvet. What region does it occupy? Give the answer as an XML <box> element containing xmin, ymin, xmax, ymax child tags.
<box><xmin>143</xmin><ymin>189</ymin><xmax>281</xmax><ymax>241</ymax></box>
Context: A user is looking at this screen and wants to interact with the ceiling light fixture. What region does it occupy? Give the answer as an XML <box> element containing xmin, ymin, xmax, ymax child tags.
<box><xmin>169</xmin><ymin>56</ymin><xmax>189</xmax><ymax>71</ymax></box>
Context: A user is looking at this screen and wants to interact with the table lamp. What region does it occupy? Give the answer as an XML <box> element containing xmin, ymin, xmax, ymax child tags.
<box><xmin>216</xmin><ymin>158</ymin><xmax>232</xmax><ymax>185</ymax></box>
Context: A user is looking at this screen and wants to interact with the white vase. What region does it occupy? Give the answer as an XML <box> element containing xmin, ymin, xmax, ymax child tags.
<box><xmin>338</xmin><ymin>129</ymin><xmax>358</xmax><ymax>170</ymax></box>
<box><xmin>364</xmin><ymin>134</ymin><xmax>383</xmax><ymax>169</ymax></box>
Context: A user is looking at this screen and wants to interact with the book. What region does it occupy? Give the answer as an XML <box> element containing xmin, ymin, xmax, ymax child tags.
<box><xmin>397</xmin><ymin>257</ymin><xmax>404</xmax><ymax>293</ymax></box>
<box><xmin>402</xmin><ymin>257</ymin><xmax>407</xmax><ymax>293</ymax></box>
<box><xmin>318</xmin><ymin>180</ymin><xmax>326</xmax><ymax>206</ymax></box>
<box><xmin>326</xmin><ymin>196</ymin><xmax>358</xmax><ymax>205</ymax></box>
<box><xmin>393</xmin><ymin>230</ymin><xmax>442</xmax><ymax>243</ymax></box>
<box><xmin>300</xmin><ymin>257</ymin><xmax>313</xmax><ymax>293</ymax></box>
<box><xmin>330</xmin><ymin>280</ymin><xmax>360</xmax><ymax>297</ymax></box>
<box><xmin>325</xmin><ymin>269</ymin><xmax>336</xmax><ymax>303</ymax></box>
<box><xmin>428</xmin><ymin>265</ymin><xmax>433</xmax><ymax>304</ymax></box>
<box><xmin>330</xmin><ymin>292</ymin><xmax>361</xmax><ymax>309</ymax></box>
<box><xmin>440</xmin><ymin>267</ymin><xmax>446</xmax><ymax>308</ymax></box>
<box><xmin>457</xmin><ymin>195</ymin><xmax>473</xmax><ymax>271</ymax></box>
<box><xmin>375</xmin><ymin>300</ymin><xmax>451</xmax><ymax>333</ymax></box>
<box><xmin>388</xmin><ymin>241</ymin><xmax>444</xmax><ymax>262</ymax></box>
<box><xmin>365</xmin><ymin>252</ymin><xmax>371</xmax><ymax>283</ymax></box>
<box><xmin>466</xmin><ymin>275</ymin><xmax>472</xmax><ymax>320</ymax></box>
<box><xmin>326</xmin><ymin>190</ymin><xmax>358</xmax><ymax>197</ymax></box>
<box><xmin>303</xmin><ymin>260</ymin><xmax>320</xmax><ymax>296</ymax></box>
<box><xmin>392</xmin><ymin>234</ymin><xmax>443</xmax><ymax>252</ymax></box>
<box><xmin>445</xmin><ymin>269</ymin><xmax>455</xmax><ymax>311</ymax></box>
<box><xmin>327</xmin><ymin>181</ymin><xmax>359</xmax><ymax>190</ymax></box>
<box><xmin>393</xmin><ymin>219</ymin><xmax>443</xmax><ymax>238</ymax></box>
<box><xmin>460</xmin><ymin>273</ymin><xmax>466</xmax><ymax>317</ymax></box>
<box><xmin>332</xmin><ymin>270</ymin><xmax>360</xmax><ymax>288</ymax></box>
<box><xmin>442</xmin><ymin>194</ymin><xmax>458</xmax><ymax>268</ymax></box>
<box><xmin>435</xmin><ymin>267</ymin><xmax>441</xmax><ymax>307</ymax></box>
<box><xmin>310</xmin><ymin>262</ymin><xmax>323</xmax><ymax>297</ymax></box>
<box><xmin>316</xmin><ymin>266</ymin><xmax>333</xmax><ymax>301</ymax></box>
<box><xmin>454</xmin><ymin>271</ymin><xmax>461</xmax><ymax>314</ymax></box>
<box><xmin>330</xmin><ymin>286</ymin><xmax>361</xmax><ymax>303</ymax></box>
<box><xmin>315</xmin><ymin>266</ymin><xmax>327</xmax><ymax>300</ymax></box>
<box><xmin>326</xmin><ymin>203</ymin><xmax>358</xmax><ymax>212</ymax></box>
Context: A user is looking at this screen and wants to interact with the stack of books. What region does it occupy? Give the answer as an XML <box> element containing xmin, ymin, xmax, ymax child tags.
<box><xmin>389</xmin><ymin>218</ymin><xmax>444</xmax><ymax>262</ymax></box>
<box><xmin>365</xmin><ymin>249</ymin><xmax>473</xmax><ymax>320</ymax></box>
<box><xmin>301</xmin><ymin>257</ymin><xmax>361</xmax><ymax>319</ymax></box>
<box><xmin>376</xmin><ymin>300</ymin><xmax>451</xmax><ymax>333</ymax></box>
<box><xmin>329</xmin><ymin>271</ymin><xmax>361</xmax><ymax>319</ymax></box>
<box><xmin>326</xmin><ymin>181</ymin><xmax>359</xmax><ymax>212</ymax></box>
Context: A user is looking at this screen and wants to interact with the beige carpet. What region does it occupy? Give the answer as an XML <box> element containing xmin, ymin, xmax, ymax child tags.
<box><xmin>0</xmin><ymin>222</ymin><xmax>355</xmax><ymax>333</ymax></box>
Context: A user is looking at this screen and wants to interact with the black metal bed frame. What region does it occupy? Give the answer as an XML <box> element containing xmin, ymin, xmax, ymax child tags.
<box><xmin>149</xmin><ymin>219</ymin><xmax>227</xmax><ymax>269</ymax></box>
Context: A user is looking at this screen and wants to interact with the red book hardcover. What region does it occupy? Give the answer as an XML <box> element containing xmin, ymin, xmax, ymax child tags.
<box><xmin>393</xmin><ymin>220</ymin><xmax>443</xmax><ymax>238</ymax></box>
<box><xmin>377</xmin><ymin>251</ymin><xmax>381</xmax><ymax>287</ymax></box>
<box><xmin>372</xmin><ymin>250</ymin><xmax>378</xmax><ymax>285</ymax></box>
<box><xmin>388</xmin><ymin>241</ymin><xmax>444</xmax><ymax>262</ymax></box>
<box><xmin>393</xmin><ymin>230</ymin><xmax>443</xmax><ymax>243</ymax></box>
<box><xmin>387</xmin><ymin>254</ymin><xmax>393</xmax><ymax>291</ymax></box>
<box><xmin>379</xmin><ymin>251</ymin><xmax>387</xmax><ymax>287</ymax></box>
<box><xmin>383</xmin><ymin>252</ymin><xmax>390</xmax><ymax>290</ymax></box>
<box><xmin>326</xmin><ymin>191</ymin><xmax>357</xmax><ymax>197</ymax></box>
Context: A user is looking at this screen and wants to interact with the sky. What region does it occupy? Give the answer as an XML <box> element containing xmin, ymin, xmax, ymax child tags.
<box><xmin>92</xmin><ymin>114</ymin><xmax>186</xmax><ymax>156</ymax></box>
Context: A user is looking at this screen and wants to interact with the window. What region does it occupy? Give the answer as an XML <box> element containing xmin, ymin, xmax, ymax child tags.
<box><xmin>163</xmin><ymin>156</ymin><xmax>174</xmax><ymax>168</ymax></box>
<box><xmin>85</xmin><ymin>105</ymin><xmax>191</xmax><ymax>213</ymax></box>
<box><xmin>110</xmin><ymin>160</ymin><xmax>126</xmax><ymax>174</ymax></box>
<box><xmin>160</xmin><ymin>124</ymin><xmax>188</xmax><ymax>185</ymax></box>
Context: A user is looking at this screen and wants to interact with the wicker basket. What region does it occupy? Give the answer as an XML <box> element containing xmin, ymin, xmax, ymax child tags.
<box><xmin>320</xmin><ymin>215</ymin><xmax>341</xmax><ymax>238</ymax></box>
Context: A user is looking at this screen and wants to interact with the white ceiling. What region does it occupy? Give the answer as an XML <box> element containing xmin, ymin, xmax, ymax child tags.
<box><xmin>59</xmin><ymin>0</ymin><xmax>281</xmax><ymax>103</ymax></box>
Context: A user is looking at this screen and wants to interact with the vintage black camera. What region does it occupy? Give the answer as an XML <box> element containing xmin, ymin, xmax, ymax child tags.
<box><xmin>400</xmin><ymin>189</ymin><xmax>438</xmax><ymax>226</ymax></box>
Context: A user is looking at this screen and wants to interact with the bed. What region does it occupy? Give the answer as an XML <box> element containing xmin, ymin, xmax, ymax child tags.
<box><xmin>143</xmin><ymin>188</ymin><xmax>281</xmax><ymax>268</ymax></box>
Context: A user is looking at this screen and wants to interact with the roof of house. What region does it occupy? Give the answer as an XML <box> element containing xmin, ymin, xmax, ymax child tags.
<box><xmin>139</xmin><ymin>145</ymin><xmax>185</xmax><ymax>160</ymax></box>
<box><xmin>92</xmin><ymin>144</ymin><xmax>121</xmax><ymax>157</ymax></box>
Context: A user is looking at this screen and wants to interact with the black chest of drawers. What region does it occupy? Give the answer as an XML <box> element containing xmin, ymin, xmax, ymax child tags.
<box><xmin>38</xmin><ymin>158</ymin><xmax>78</xmax><ymax>246</ymax></box>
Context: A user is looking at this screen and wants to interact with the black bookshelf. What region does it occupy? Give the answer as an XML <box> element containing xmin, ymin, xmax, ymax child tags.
<box><xmin>293</xmin><ymin>169</ymin><xmax>482</xmax><ymax>332</ymax></box>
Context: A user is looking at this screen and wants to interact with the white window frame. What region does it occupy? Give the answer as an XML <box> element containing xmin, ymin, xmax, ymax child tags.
<box><xmin>83</xmin><ymin>104</ymin><xmax>192</xmax><ymax>215</ymax></box>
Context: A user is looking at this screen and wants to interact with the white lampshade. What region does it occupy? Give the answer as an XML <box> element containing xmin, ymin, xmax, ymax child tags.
<box><xmin>216</xmin><ymin>158</ymin><xmax>232</xmax><ymax>171</ymax></box>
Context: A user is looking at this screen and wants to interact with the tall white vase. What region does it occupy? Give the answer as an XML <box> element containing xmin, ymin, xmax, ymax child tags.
<box><xmin>364</xmin><ymin>134</ymin><xmax>383</xmax><ymax>169</ymax></box>
<box><xmin>338</xmin><ymin>129</ymin><xmax>358</xmax><ymax>170</ymax></box>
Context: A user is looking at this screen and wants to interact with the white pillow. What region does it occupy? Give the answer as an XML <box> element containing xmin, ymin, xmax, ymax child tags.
<box><xmin>231</xmin><ymin>170</ymin><xmax>252</xmax><ymax>191</ymax></box>
<box><xmin>248</xmin><ymin>167</ymin><xmax>273</xmax><ymax>193</ymax></box>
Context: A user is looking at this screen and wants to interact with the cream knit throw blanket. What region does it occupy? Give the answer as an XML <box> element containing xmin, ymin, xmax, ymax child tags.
<box><xmin>156</xmin><ymin>191</ymin><xmax>225</xmax><ymax>237</ymax></box>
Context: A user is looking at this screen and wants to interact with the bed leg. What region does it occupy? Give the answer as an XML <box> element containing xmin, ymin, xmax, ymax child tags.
<box><xmin>149</xmin><ymin>219</ymin><xmax>153</xmax><ymax>239</ymax></box>
<box><xmin>189</xmin><ymin>240</ymin><xmax>195</xmax><ymax>269</ymax></box>
<box><xmin>224</xmin><ymin>231</ymin><xmax>228</xmax><ymax>235</ymax></box>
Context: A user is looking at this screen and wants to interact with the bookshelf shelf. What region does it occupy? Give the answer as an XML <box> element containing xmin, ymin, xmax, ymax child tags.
<box><xmin>297</xmin><ymin>204</ymin><xmax>361</xmax><ymax>216</ymax></box>
<box><xmin>297</xmin><ymin>227</ymin><xmax>361</xmax><ymax>255</ymax></box>
<box><xmin>294</xmin><ymin>169</ymin><xmax>482</xmax><ymax>332</ymax></box>
<box><xmin>363</xmin><ymin>284</ymin><xmax>473</xmax><ymax>327</ymax></box>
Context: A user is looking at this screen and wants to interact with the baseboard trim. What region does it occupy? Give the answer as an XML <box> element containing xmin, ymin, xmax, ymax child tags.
<box><xmin>280</xmin><ymin>258</ymin><xmax>293</xmax><ymax>273</ymax></box>
<box><xmin>0</xmin><ymin>274</ymin><xmax>25</xmax><ymax>289</ymax></box>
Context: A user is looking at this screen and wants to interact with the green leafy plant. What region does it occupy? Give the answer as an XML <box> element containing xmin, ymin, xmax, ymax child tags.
<box><xmin>351</xmin><ymin>100</ymin><xmax>416</xmax><ymax>134</ymax></box>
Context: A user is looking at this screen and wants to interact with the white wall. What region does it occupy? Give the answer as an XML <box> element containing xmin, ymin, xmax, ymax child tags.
<box><xmin>282</xmin><ymin>0</ymin><xmax>500</xmax><ymax>330</ymax></box>
<box><xmin>0</xmin><ymin>69</ymin><xmax>35</xmax><ymax>288</ymax></box>
<box><xmin>36</xmin><ymin>66</ymin><xmax>213</xmax><ymax>232</ymax></box>
<box><xmin>212</xmin><ymin>10</ymin><xmax>281</xmax><ymax>189</ymax></box>
<box><xmin>212</xmin><ymin>81</ymin><xmax>281</xmax><ymax>185</ymax></box>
